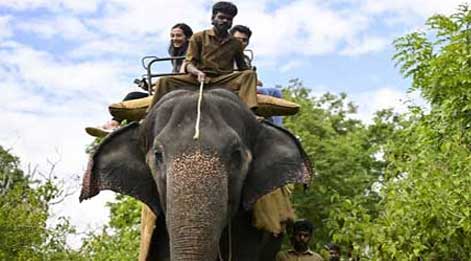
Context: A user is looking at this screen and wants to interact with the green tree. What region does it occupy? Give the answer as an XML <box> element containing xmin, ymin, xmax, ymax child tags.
<box><xmin>0</xmin><ymin>146</ymin><xmax>82</xmax><ymax>260</ymax></box>
<box><xmin>79</xmin><ymin>195</ymin><xmax>141</xmax><ymax>261</ymax></box>
<box><xmin>80</xmin><ymin>133</ymin><xmax>142</xmax><ymax>260</ymax></box>
<box><xmin>326</xmin><ymin>5</ymin><xmax>471</xmax><ymax>260</ymax></box>
<box><xmin>281</xmin><ymin>79</ymin><xmax>390</xmax><ymax>253</ymax></box>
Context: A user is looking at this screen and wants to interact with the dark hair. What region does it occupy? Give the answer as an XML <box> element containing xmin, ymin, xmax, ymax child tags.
<box><xmin>326</xmin><ymin>243</ymin><xmax>341</xmax><ymax>252</ymax></box>
<box><xmin>172</xmin><ymin>23</ymin><xmax>193</xmax><ymax>39</ymax></box>
<box><xmin>292</xmin><ymin>219</ymin><xmax>314</xmax><ymax>234</ymax></box>
<box><xmin>168</xmin><ymin>23</ymin><xmax>193</xmax><ymax>72</ymax></box>
<box><xmin>212</xmin><ymin>1</ymin><xmax>238</xmax><ymax>17</ymax></box>
<box><xmin>230</xmin><ymin>25</ymin><xmax>252</xmax><ymax>39</ymax></box>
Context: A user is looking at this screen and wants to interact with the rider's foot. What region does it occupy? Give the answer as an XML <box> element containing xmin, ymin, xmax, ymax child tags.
<box><xmin>85</xmin><ymin>127</ymin><xmax>112</xmax><ymax>138</ymax></box>
<box><xmin>103</xmin><ymin>120</ymin><xmax>120</xmax><ymax>130</ymax></box>
<box><xmin>85</xmin><ymin>120</ymin><xmax>120</xmax><ymax>138</ymax></box>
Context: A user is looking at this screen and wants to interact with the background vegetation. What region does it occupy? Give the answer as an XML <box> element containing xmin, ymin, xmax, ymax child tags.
<box><xmin>1</xmin><ymin>5</ymin><xmax>470</xmax><ymax>260</ymax></box>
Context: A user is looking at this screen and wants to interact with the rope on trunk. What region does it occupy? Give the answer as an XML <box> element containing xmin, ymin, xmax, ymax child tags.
<box><xmin>192</xmin><ymin>80</ymin><xmax>232</xmax><ymax>260</ymax></box>
<box><xmin>193</xmin><ymin>81</ymin><xmax>205</xmax><ymax>140</ymax></box>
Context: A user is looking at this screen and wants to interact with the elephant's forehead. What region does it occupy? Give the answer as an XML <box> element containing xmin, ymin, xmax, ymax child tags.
<box><xmin>170</xmin><ymin>150</ymin><xmax>225</xmax><ymax>178</ymax></box>
<box><xmin>153</xmin><ymin>89</ymin><xmax>254</xmax><ymax>130</ymax></box>
<box><xmin>167</xmin><ymin>150</ymin><xmax>229</xmax><ymax>224</ymax></box>
<box><xmin>168</xmin><ymin>150</ymin><xmax>228</xmax><ymax>203</ymax></box>
<box><xmin>146</xmin><ymin>89</ymin><xmax>258</xmax><ymax>151</ymax></box>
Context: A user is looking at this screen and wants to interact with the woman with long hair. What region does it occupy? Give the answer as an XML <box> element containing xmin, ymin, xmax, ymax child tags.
<box><xmin>168</xmin><ymin>23</ymin><xmax>193</xmax><ymax>72</ymax></box>
<box><xmin>85</xmin><ymin>23</ymin><xmax>194</xmax><ymax>137</ymax></box>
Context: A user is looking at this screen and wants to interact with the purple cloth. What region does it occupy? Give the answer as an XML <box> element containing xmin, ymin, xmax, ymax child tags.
<box><xmin>257</xmin><ymin>87</ymin><xmax>283</xmax><ymax>126</ymax></box>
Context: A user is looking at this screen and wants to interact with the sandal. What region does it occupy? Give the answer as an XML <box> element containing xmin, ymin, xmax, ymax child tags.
<box><xmin>85</xmin><ymin>127</ymin><xmax>112</xmax><ymax>138</ymax></box>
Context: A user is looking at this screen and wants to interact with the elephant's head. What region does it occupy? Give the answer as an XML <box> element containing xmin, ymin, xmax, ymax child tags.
<box><xmin>80</xmin><ymin>89</ymin><xmax>312</xmax><ymax>261</ymax></box>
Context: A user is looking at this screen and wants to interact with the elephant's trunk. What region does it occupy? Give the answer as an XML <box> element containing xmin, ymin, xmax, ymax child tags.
<box><xmin>166</xmin><ymin>150</ymin><xmax>228</xmax><ymax>261</ymax></box>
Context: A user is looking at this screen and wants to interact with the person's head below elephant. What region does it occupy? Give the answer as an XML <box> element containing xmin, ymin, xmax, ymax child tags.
<box><xmin>326</xmin><ymin>242</ymin><xmax>341</xmax><ymax>261</ymax></box>
<box><xmin>290</xmin><ymin>219</ymin><xmax>314</xmax><ymax>252</ymax></box>
<box><xmin>276</xmin><ymin>219</ymin><xmax>324</xmax><ymax>261</ymax></box>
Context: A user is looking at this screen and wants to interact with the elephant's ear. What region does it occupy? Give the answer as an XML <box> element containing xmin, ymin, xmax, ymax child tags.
<box><xmin>242</xmin><ymin>122</ymin><xmax>313</xmax><ymax>210</ymax></box>
<box><xmin>79</xmin><ymin>122</ymin><xmax>161</xmax><ymax>215</ymax></box>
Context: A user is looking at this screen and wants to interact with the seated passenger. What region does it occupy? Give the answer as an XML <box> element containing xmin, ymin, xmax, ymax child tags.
<box><xmin>230</xmin><ymin>24</ymin><xmax>283</xmax><ymax>126</ymax></box>
<box><xmin>150</xmin><ymin>1</ymin><xmax>258</xmax><ymax>110</ymax></box>
<box><xmin>168</xmin><ymin>23</ymin><xmax>194</xmax><ymax>73</ymax></box>
<box><xmin>230</xmin><ymin>25</ymin><xmax>254</xmax><ymax>68</ymax></box>
<box><xmin>85</xmin><ymin>23</ymin><xmax>193</xmax><ymax>137</ymax></box>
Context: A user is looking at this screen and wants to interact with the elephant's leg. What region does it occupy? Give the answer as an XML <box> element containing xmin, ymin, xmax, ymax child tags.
<box><xmin>259</xmin><ymin>231</ymin><xmax>283</xmax><ymax>261</ymax></box>
<box><xmin>139</xmin><ymin>205</ymin><xmax>157</xmax><ymax>260</ymax></box>
<box><xmin>219</xmin><ymin>211</ymin><xmax>282</xmax><ymax>261</ymax></box>
<box><xmin>146</xmin><ymin>215</ymin><xmax>170</xmax><ymax>261</ymax></box>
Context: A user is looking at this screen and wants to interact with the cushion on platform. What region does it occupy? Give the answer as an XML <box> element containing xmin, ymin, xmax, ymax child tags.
<box><xmin>108</xmin><ymin>96</ymin><xmax>153</xmax><ymax>122</ymax></box>
<box><xmin>108</xmin><ymin>94</ymin><xmax>300</xmax><ymax>122</ymax></box>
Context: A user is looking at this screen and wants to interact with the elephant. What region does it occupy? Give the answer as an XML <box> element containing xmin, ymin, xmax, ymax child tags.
<box><xmin>80</xmin><ymin>88</ymin><xmax>313</xmax><ymax>261</ymax></box>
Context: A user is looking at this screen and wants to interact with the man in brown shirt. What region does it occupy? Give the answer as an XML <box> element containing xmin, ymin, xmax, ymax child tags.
<box><xmin>151</xmin><ymin>1</ymin><xmax>258</xmax><ymax>109</ymax></box>
<box><xmin>276</xmin><ymin>220</ymin><xmax>324</xmax><ymax>261</ymax></box>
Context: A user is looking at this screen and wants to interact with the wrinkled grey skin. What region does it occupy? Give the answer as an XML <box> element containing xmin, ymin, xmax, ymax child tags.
<box><xmin>80</xmin><ymin>89</ymin><xmax>312</xmax><ymax>261</ymax></box>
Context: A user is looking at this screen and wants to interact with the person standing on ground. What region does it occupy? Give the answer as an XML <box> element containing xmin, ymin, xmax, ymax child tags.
<box><xmin>326</xmin><ymin>243</ymin><xmax>341</xmax><ymax>261</ymax></box>
<box><xmin>276</xmin><ymin>220</ymin><xmax>324</xmax><ymax>261</ymax></box>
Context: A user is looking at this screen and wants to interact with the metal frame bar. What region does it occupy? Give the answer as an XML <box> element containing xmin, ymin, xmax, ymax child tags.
<box><xmin>141</xmin><ymin>49</ymin><xmax>255</xmax><ymax>95</ymax></box>
<box><xmin>143</xmin><ymin>56</ymin><xmax>185</xmax><ymax>95</ymax></box>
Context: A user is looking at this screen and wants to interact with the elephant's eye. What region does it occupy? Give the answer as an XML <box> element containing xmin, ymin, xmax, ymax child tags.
<box><xmin>154</xmin><ymin>151</ymin><xmax>163</xmax><ymax>165</ymax></box>
<box><xmin>231</xmin><ymin>148</ymin><xmax>242</xmax><ymax>167</ymax></box>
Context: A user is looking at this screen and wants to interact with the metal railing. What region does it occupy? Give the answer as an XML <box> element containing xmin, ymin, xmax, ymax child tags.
<box><xmin>140</xmin><ymin>56</ymin><xmax>185</xmax><ymax>95</ymax></box>
<box><xmin>137</xmin><ymin>49</ymin><xmax>255</xmax><ymax>95</ymax></box>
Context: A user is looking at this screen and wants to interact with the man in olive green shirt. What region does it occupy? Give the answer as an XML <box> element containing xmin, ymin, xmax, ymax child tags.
<box><xmin>276</xmin><ymin>220</ymin><xmax>324</xmax><ymax>261</ymax></box>
<box><xmin>151</xmin><ymin>1</ymin><xmax>258</xmax><ymax>109</ymax></box>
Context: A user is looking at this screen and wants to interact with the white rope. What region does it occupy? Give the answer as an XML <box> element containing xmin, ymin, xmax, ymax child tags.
<box><xmin>193</xmin><ymin>80</ymin><xmax>204</xmax><ymax>140</ymax></box>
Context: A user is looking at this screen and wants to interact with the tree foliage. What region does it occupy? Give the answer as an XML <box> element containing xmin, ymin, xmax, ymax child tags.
<box><xmin>305</xmin><ymin>5</ymin><xmax>471</xmax><ymax>260</ymax></box>
<box><xmin>0</xmin><ymin>146</ymin><xmax>81</xmax><ymax>260</ymax></box>
<box><xmin>3</xmin><ymin>5</ymin><xmax>471</xmax><ymax>260</ymax></box>
<box><xmin>79</xmin><ymin>195</ymin><xmax>141</xmax><ymax>260</ymax></box>
<box><xmin>0</xmin><ymin>145</ymin><xmax>142</xmax><ymax>260</ymax></box>
<box><xmin>280</xmin><ymin>80</ymin><xmax>391</xmax><ymax>255</ymax></box>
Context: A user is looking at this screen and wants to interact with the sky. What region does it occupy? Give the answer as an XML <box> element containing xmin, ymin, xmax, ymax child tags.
<box><xmin>0</xmin><ymin>0</ymin><xmax>466</xmax><ymax>247</ymax></box>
